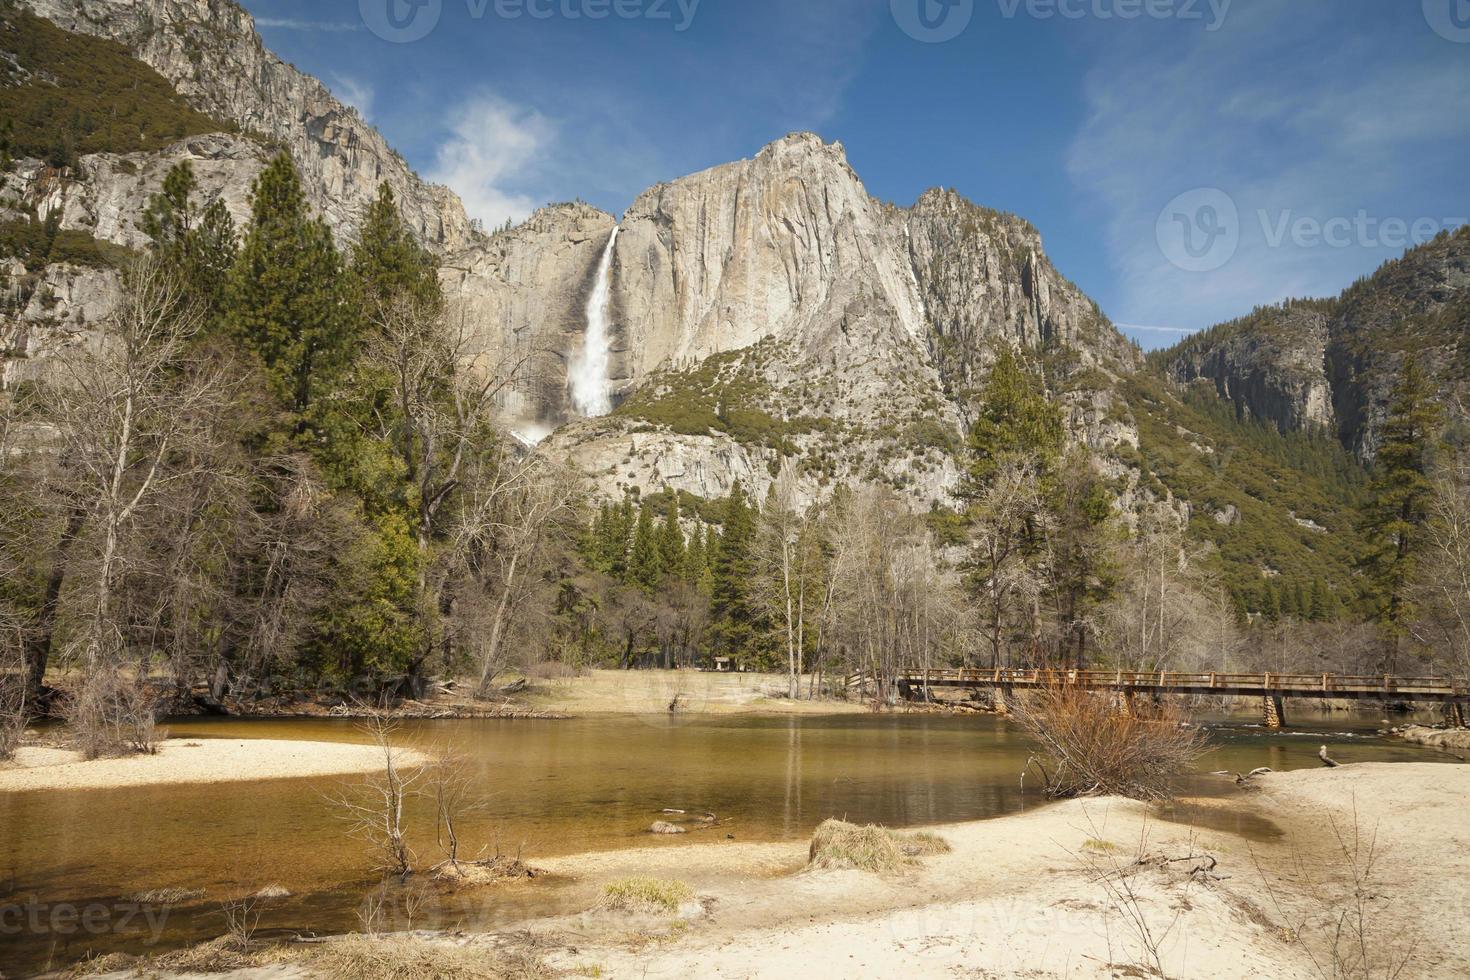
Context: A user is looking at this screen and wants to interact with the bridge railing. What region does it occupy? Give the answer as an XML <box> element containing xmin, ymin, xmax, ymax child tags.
<box><xmin>900</xmin><ymin>668</ymin><xmax>1468</xmax><ymax>696</ymax></box>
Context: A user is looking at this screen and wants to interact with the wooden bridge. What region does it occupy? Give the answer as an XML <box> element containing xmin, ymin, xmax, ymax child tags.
<box><xmin>860</xmin><ymin>668</ymin><xmax>1470</xmax><ymax>729</ymax></box>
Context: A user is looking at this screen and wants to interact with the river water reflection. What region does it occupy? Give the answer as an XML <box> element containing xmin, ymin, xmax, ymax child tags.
<box><xmin>1</xmin><ymin>707</ymin><xmax>1459</xmax><ymax>973</ymax></box>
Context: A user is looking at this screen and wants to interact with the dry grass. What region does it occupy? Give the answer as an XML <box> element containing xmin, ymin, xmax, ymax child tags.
<box><xmin>807</xmin><ymin>819</ymin><xmax>952</xmax><ymax>872</ymax></box>
<box><xmin>61</xmin><ymin>668</ymin><xmax>160</xmax><ymax>760</ymax></box>
<box><xmin>1016</xmin><ymin>683</ymin><xmax>1208</xmax><ymax>801</ymax></box>
<box><xmin>598</xmin><ymin>877</ymin><xmax>694</xmax><ymax>914</ymax></box>
<box><xmin>0</xmin><ymin>659</ymin><xmax>26</xmax><ymax>762</ymax></box>
<box><xmin>127</xmin><ymin>886</ymin><xmax>205</xmax><ymax>905</ymax></box>
<box><xmin>305</xmin><ymin>935</ymin><xmax>550</xmax><ymax>980</ymax></box>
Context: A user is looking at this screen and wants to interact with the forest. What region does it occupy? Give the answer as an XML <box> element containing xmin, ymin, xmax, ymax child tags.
<box><xmin>2</xmin><ymin>152</ymin><xmax>1467</xmax><ymax>760</ymax></box>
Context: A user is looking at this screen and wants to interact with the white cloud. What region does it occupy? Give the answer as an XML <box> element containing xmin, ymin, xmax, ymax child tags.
<box><xmin>255</xmin><ymin>17</ymin><xmax>362</xmax><ymax>33</ymax></box>
<box><xmin>330</xmin><ymin>74</ymin><xmax>375</xmax><ymax>121</ymax></box>
<box><xmin>426</xmin><ymin>94</ymin><xmax>555</xmax><ymax>230</ymax></box>
<box><xmin>1066</xmin><ymin>2</ymin><xmax>1470</xmax><ymax>335</ymax></box>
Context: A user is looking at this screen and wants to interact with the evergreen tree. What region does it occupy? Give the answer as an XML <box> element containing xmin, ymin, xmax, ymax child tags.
<box><xmin>709</xmin><ymin>483</ymin><xmax>759</xmax><ymax>658</ymax></box>
<box><xmin>684</xmin><ymin>523</ymin><xmax>711</xmax><ymax>593</ymax></box>
<box><xmin>960</xmin><ymin>344</ymin><xmax>1065</xmax><ymax>497</ymax></box>
<box><xmin>1362</xmin><ymin>359</ymin><xmax>1443</xmax><ymax>653</ymax></box>
<box><xmin>140</xmin><ymin>161</ymin><xmax>236</xmax><ymax>321</ymax></box>
<box><xmin>1308</xmin><ymin>578</ymin><xmax>1328</xmax><ymax>622</ymax></box>
<box><xmin>226</xmin><ymin>152</ymin><xmax>353</xmax><ymax>421</ymax></box>
<box><xmin>351</xmin><ymin>183</ymin><xmax>441</xmax><ymax>314</ymax></box>
<box><xmin>630</xmin><ymin>498</ymin><xmax>662</xmax><ymax>593</ymax></box>
<box><xmin>1261</xmin><ymin>581</ymin><xmax>1282</xmax><ymax>624</ymax></box>
<box><xmin>657</xmin><ymin>491</ymin><xmax>686</xmax><ymax>582</ymax></box>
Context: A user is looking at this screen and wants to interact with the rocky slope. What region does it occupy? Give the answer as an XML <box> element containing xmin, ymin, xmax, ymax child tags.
<box><xmin>1157</xmin><ymin>228</ymin><xmax>1470</xmax><ymax>462</ymax></box>
<box><xmin>22</xmin><ymin>0</ymin><xmax>472</xmax><ymax>251</ymax></box>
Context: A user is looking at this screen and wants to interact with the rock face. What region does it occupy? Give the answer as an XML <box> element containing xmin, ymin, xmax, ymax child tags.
<box><xmin>485</xmin><ymin>134</ymin><xmax>1144</xmax><ymax>506</ymax></box>
<box><xmin>440</xmin><ymin>204</ymin><xmax>618</xmax><ymax>431</ymax></box>
<box><xmin>0</xmin><ymin>5</ymin><xmax>1145</xmax><ymax>513</ymax></box>
<box><xmin>1158</xmin><ymin>228</ymin><xmax>1470</xmax><ymax>462</ymax></box>
<box><xmin>1162</xmin><ymin>304</ymin><xmax>1337</xmax><ymax>435</ymax></box>
<box><xmin>22</xmin><ymin>0</ymin><xmax>472</xmax><ymax>251</ymax></box>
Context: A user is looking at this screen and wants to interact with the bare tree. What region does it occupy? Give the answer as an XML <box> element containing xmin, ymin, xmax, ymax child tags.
<box><xmin>965</xmin><ymin>462</ymin><xmax>1047</xmax><ymax>670</ymax></box>
<box><xmin>428</xmin><ymin>747</ymin><xmax>486</xmax><ymax>876</ymax></box>
<box><xmin>1099</xmin><ymin>514</ymin><xmax>1236</xmax><ymax>672</ymax></box>
<box><xmin>330</xmin><ymin>714</ymin><xmax>426</xmax><ymax>879</ymax></box>
<box><xmin>450</xmin><ymin>455</ymin><xmax>580</xmax><ymax>696</ymax></box>
<box><xmin>1410</xmin><ymin>458</ymin><xmax>1470</xmax><ymax>678</ymax></box>
<box><xmin>751</xmin><ymin>462</ymin><xmax>819</xmax><ymax>698</ymax></box>
<box><xmin>39</xmin><ymin>256</ymin><xmax>214</xmax><ymax>670</ymax></box>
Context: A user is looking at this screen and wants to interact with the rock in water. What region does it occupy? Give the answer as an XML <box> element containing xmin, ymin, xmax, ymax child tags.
<box><xmin>650</xmin><ymin>821</ymin><xmax>687</xmax><ymax>835</ymax></box>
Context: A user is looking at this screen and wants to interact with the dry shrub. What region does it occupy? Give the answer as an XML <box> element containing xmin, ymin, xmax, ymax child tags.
<box><xmin>1253</xmin><ymin>803</ymin><xmax>1418</xmax><ymax>980</ymax></box>
<box><xmin>328</xmin><ymin>714</ymin><xmax>425</xmax><ymax>878</ymax></box>
<box><xmin>807</xmin><ymin>819</ymin><xmax>952</xmax><ymax>872</ymax></box>
<box><xmin>307</xmin><ymin>935</ymin><xmax>549</xmax><ymax>980</ymax></box>
<box><xmin>0</xmin><ymin>664</ymin><xmax>26</xmax><ymax>761</ymax></box>
<box><xmin>62</xmin><ymin>667</ymin><xmax>160</xmax><ymax>759</ymax></box>
<box><xmin>127</xmin><ymin>886</ymin><xmax>205</xmax><ymax>905</ymax></box>
<box><xmin>1016</xmin><ymin>683</ymin><xmax>1207</xmax><ymax>801</ymax></box>
<box><xmin>598</xmin><ymin>877</ymin><xmax>693</xmax><ymax>915</ymax></box>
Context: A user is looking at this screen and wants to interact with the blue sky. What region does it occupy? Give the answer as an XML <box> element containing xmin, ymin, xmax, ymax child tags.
<box><xmin>245</xmin><ymin>0</ymin><xmax>1470</xmax><ymax>348</ymax></box>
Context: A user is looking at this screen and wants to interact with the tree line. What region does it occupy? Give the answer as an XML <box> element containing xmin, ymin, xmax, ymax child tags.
<box><xmin>1</xmin><ymin>151</ymin><xmax>1465</xmax><ymax>759</ymax></box>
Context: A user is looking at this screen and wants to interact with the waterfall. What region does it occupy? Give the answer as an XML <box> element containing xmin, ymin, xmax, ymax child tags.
<box><xmin>570</xmin><ymin>227</ymin><xmax>619</xmax><ymax>417</ymax></box>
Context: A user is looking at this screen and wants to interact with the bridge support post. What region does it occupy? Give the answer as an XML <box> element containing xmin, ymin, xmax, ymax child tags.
<box><xmin>1445</xmin><ymin>702</ymin><xmax>1468</xmax><ymax>730</ymax></box>
<box><xmin>993</xmin><ymin>684</ymin><xmax>1014</xmax><ymax>716</ymax></box>
<box><xmin>1117</xmin><ymin>691</ymin><xmax>1137</xmax><ymax>719</ymax></box>
<box><xmin>1263</xmin><ymin>695</ymin><xmax>1287</xmax><ymax>730</ymax></box>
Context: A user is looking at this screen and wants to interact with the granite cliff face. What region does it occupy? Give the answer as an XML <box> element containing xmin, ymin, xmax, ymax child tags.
<box><xmin>451</xmin><ymin>132</ymin><xmax>1146</xmax><ymax>507</ymax></box>
<box><xmin>1158</xmin><ymin>228</ymin><xmax>1470</xmax><ymax>462</ymax></box>
<box><xmin>3</xmin><ymin>3</ymin><xmax>1145</xmax><ymax>511</ymax></box>
<box><xmin>22</xmin><ymin>0</ymin><xmax>472</xmax><ymax>251</ymax></box>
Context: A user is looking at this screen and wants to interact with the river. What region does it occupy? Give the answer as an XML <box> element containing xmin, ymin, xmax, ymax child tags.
<box><xmin>1</xmin><ymin>708</ymin><xmax>1460</xmax><ymax>973</ymax></box>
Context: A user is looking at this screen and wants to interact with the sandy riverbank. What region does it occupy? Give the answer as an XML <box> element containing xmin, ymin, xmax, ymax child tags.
<box><xmin>0</xmin><ymin>738</ymin><xmax>428</xmax><ymax>793</ymax></box>
<box><xmin>519</xmin><ymin>668</ymin><xmax>871</xmax><ymax>717</ymax></box>
<box><xmin>86</xmin><ymin>763</ymin><xmax>1469</xmax><ymax>979</ymax></box>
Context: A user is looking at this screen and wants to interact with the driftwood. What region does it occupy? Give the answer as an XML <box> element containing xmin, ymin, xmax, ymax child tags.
<box><xmin>1319</xmin><ymin>745</ymin><xmax>1341</xmax><ymax>768</ymax></box>
<box><xmin>1211</xmin><ymin>767</ymin><xmax>1274</xmax><ymax>785</ymax></box>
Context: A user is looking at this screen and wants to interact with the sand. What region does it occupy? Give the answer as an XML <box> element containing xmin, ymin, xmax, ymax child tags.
<box><xmin>0</xmin><ymin>738</ymin><xmax>428</xmax><ymax>793</ymax></box>
<box><xmin>516</xmin><ymin>764</ymin><xmax>1467</xmax><ymax>979</ymax></box>
<box><xmin>521</xmin><ymin>668</ymin><xmax>870</xmax><ymax>716</ymax></box>
<box><xmin>86</xmin><ymin>764</ymin><xmax>1470</xmax><ymax>979</ymax></box>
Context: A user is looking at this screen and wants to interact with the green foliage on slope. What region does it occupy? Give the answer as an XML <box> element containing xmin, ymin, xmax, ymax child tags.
<box><xmin>1122</xmin><ymin>372</ymin><xmax>1369</xmax><ymax>618</ymax></box>
<box><xmin>612</xmin><ymin>341</ymin><xmax>829</xmax><ymax>451</ymax></box>
<box><xmin>0</xmin><ymin>1</ymin><xmax>225</xmax><ymax>167</ymax></box>
<box><xmin>0</xmin><ymin>211</ymin><xmax>133</xmax><ymax>269</ymax></box>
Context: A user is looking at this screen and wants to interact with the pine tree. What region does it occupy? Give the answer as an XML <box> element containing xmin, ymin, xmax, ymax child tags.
<box><xmin>709</xmin><ymin>483</ymin><xmax>759</xmax><ymax>658</ymax></box>
<box><xmin>630</xmin><ymin>498</ymin><xmax>662</xmax><ymax>593</ymax></box>
<box><xmin>1261</xmin><ymin>582</ymin><xmax>1282</xmax><ymax>624</ymax></box>
<box><xmin>960</xmin><ymin>344</ymin><xmax>1065</xmax><ymax>498</ymax></box>
<box><xmin>140</xmin><ymin>161</ymin><xmax>236</xmax><ymax>322</ymax></box>
<box><xmin>226</xmin><ymin>152</ymin><xmax>352</xmax><ymax>421</ymax></box>
<box><xmin>351</xmin><ymin>183</ymin><xmax>441</xmax><ymax>314</ymax></box>
<box><xmin>1308</xmin><ymin>578</ymin><xmax>1328</xmax><ymax>622</ymax></box>
<box><xmin>1362</xmin><ymin>359</ymin><xmax>1443</xmax><ymax>652</ymax></box>
<box><xmin>683</xmin><ymin>523</ymin><xmax>708</xmax><ymax>590</ymax></box>
<box><xmin>657</xmin><ymin>491</ymin><xmax>686</xmax><ymax>583</ymax></box>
